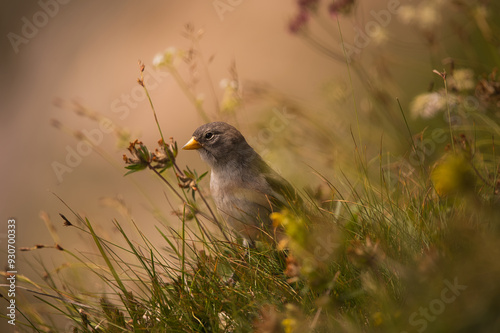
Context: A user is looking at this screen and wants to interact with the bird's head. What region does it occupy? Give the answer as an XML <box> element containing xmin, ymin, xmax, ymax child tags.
<box><xmin>182</xmin><ymin>122</ymin><xmax>255</xmax><ymax>168</ymax></box>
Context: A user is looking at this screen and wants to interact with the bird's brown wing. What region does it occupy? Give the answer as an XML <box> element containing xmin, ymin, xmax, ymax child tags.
<box><xmin>263</xmin><ymin>168</ymin><xmax>302</xmax><ymax>213</ymax></box>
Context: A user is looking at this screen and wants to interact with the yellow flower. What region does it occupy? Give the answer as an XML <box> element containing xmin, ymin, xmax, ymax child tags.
<box><xmin>431</xmin><ymin>154</ymin><xmax>475</xmax><ymax>196</ymax></box>
<box><xmin>372</xmin><ymin>311</ymin><xmax>384</xmax><ymax>326</ymax></box>
<box><xmin>270</xmin><ymin>210</ymin><xmax>307</xmax><ymax>248</ymax></box>
<box><xmin>281</xmin><ymin>318</ymin><xmax>297</xmax><ymax>333</ymax></box>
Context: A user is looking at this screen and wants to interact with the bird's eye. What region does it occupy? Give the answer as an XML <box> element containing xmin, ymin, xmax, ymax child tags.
<box><xmin>205</xmin><ymin>132</ymin><xmax>214</xmax><ymax>140</ymax></box>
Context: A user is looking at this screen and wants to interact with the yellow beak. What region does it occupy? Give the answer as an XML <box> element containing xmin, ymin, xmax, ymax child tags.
<box><xmin>182</xmin><ymin>137</ymin><xmax>202</xmax><ymax>150</ymax></box>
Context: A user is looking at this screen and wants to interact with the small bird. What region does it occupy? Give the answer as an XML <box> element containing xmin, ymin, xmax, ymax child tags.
<box><xmin>182</xmin><ymin>122</ymin><xmax>300</xmax><ymax>245</ymax></box>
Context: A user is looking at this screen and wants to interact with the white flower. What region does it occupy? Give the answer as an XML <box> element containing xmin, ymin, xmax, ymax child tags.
<box><xmin>411</xmin><ymin>92</ymin><xmax>445</xmax><ymax>118</ymax></box>
<box><xmin>228</xmin><ymin>80</ymin><xmax>238</xmax><ymax>89</ymax></box>
<box><xmin>417</xmin><ymin>3</ymin><xmax>441</xmax><ymax>30</ymax></box>
<box><xmin>152</xmin><ymin>53</ymin><xmax>166</xmax><ymax>67</ymax></box>
<box><xmin>371</xmin><ymin>26</ymin><xmax>388</xmax><ymax>45</ymax></box>
<box><xmin>398</xmin><ymin>5</ymin><xmax>416</xmax><ymax>24</ymax></box>
<box><xmin>398</xmin><ymin>0</ymin><xmax>449</xmax><ymax>29</ymax></box>
<box><xmin>152</xmin><ymin>47</ymin><xmax>179</xmax><ymax>68</ymax></box>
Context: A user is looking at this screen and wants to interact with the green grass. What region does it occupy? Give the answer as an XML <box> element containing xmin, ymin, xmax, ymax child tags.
<box><xmin>3</xmin><ymin>3</ymin><xmax>500</xmax><ymax>332</ymax></box>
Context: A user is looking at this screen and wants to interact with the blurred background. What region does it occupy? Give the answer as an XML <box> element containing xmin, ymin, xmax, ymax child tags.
<box><xmin>1</xmin><ymin>0</ymin><xmax>499</xmax><ymax>331</ymax></box>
